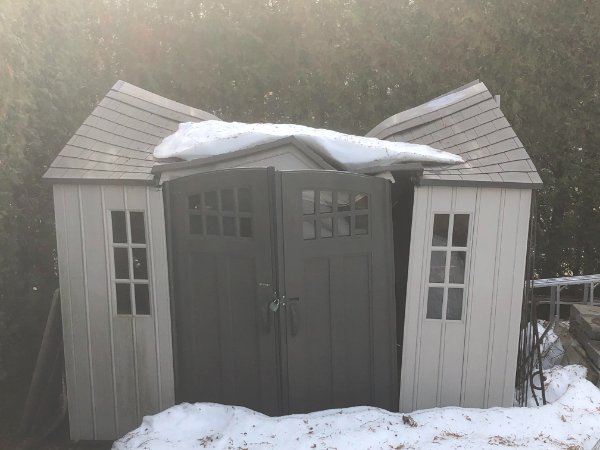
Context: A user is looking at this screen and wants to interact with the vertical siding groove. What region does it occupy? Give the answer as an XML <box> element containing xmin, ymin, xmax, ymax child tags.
<box><xmin>368</xmin><ymin>252</ymin><xmax>375</xmax><ymax>402</ymax></box>
<box><xmin>456</xmin><ymin>188</ymin><xmax>475</xmax><ymax>407</ymax></box>
<box><xmin>101</xmin><ymin>186</ymin><xmax>120</xmax><ymax>433</ymax></box>
<box><xmin>59</xmin><ymin>186</ymin><xmax>80</xmax><ymax>438</ymax></box>
<box><xmin>413</xmin><ymin>186</ymin><xmax>432</xmax><ymax>409</ymax></box>
<box><xmin>77</xmin><ymin>185</ymin><xmax>97</xmax><ymax>438</ymax></box>
<box><xmin>435</xmin><ymin>187</ymin><xmax>456</xmax><ymax>404</ymax></box>
<box><xmin>484</xmin><ymin>189</ymin><xmax>506</xmax><ymax>407</ymax></box>
<box><xmin>460</xmin><ymin>187</ymin><xmax>481</xmax><ymax>404</ymax></box>
<box><xmin>124</xmin><ymin>186</ymin><xmax>142</xmax><ymax>422</ymax></box>
<box><xmin>502</xmin><ymin>190</ymin><xmax>527</xmax><ymax>404</ymax></box>
<box><xmin>146</xmin><ymin>187</ymin><xmax>163</xmax><ymax>409</ymax></box>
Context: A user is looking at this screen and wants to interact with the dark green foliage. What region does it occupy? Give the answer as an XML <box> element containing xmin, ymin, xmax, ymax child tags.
<box><xmin>0</xmin><ymin>0</ymin><xmax>598</xmax><ymax>301</ymax></box>
<box><xmin>0</xmin><ymin>2</ymin><xmax>597</xmax><ymax>439</ymax></box>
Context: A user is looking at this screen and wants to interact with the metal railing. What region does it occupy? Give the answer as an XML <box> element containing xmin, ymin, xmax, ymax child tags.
<box><xmin>530</xmin><ymin>274</ymin><xmax>600</xmax><ymax>320</ymax></box>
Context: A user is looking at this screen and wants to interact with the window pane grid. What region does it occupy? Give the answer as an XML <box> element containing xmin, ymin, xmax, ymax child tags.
<box><xmin>110</xmin><ymin>210</ymin><xmax>151</xmax><ymax>317</ymax></box>
<box><xmin>188</xmin><ymin>187</ymin><xmax>253</xmax><ymax>238</ymax></box>
<box><xmin>302</xmin><ymin>189</ymin><xmax>370</xmax><ymax>240</ymax></box>
<box><xmin>426</xmin><ymin>213</ymin><xmax>470</xmax><ymax>321</ymax></box>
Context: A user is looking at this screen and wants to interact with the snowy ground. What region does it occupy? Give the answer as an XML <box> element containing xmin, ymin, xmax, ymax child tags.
<box><xmin>113</xmin><ymin>365</ymin><xmax>600</xmax><ymax>450</ymax></box>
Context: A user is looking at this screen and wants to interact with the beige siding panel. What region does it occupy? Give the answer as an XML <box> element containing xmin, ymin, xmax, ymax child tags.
<box><xmin>485</xmin><ymin>189</ymin><xmax>518</xmax><ymax>407</ymax></box>
<box><xmin>415</xmin><ymin>323</ymin><xmax>442</xmax><ymax>409</ymax></box>
<box><xmin>79</xmin><ymin>185</ymin><xmax>117</xmax><ymax>439</ymax></box>
<box><xmin>125</xmin><ymin>185</ymin><xmax>147</xmax><ymax>209</ymax></box>
<box><xmin>126</xmin><ymin>187</ymin><xmax>173</xmax><ymax>419</ymax></box>
<box><xmin>462</xmin><ymin>188</ymin><xmax>502</xmax><ymax>407</ymax></box>
<box><xmin>238</xmin><ymin>151</ymin><xmax>322</xmax><ymax>170</ymax></box>
<box><xmin>439</xmin><ymin>187</ymin><xmax>476</xmax><ymax>407</ymax></box>
<box><xmin>113</xmin><ymin>316</ymin><xmax>139</xmax><ymax>436</ymax></box>
<box><xmin>416</xmin><ymin>186</ymin><xmax>452</xmax><ymax>409</ymax></box>
<box><xmin>401</xmin><ymin>185</ymin><xmax>531</xmax><ymax>412</ymax></box>
<box><xmin>440</xmin><ymin>321</ymin><xmax>464</xmax><ymax>406</ymax></box>
<box><xmin>55</xmin><ymin>183</ymin><xmax>173</xmax><ymax>440</ymax></box>
<box><xmin>53</xmin><ymin>186</ymin><xmax>82</xmax><ymax>440</ymax></box>
<box><xmin>60</xmin><ymin>185</ymin><xmax>95</xmax><ymax>438</ymax></box>
<box><xmin>135</xmin><ymin>317</ymin><xmax>160</xmax><ymax>416</ymax></box>
<box><xmin>103</xmin><ymin>186</ymin><xmax>139</xmax><ymax>435</ymax></box>
<box><xmin>399</xmin><ymin>186</ymin><xmax>430</xmax><ymax>412</ymax></box>
<box><xmin>501</xmin><ymin>190</ymin><xmax>531</xmax><ymax>405</ymax></box>
<box><xmin>147</xmin><ymin>187</ymin><xmax>175</xmax><ymax>409</ymax></box>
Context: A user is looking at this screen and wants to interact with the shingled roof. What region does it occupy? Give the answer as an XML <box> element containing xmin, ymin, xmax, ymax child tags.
<box><xmin>367</xmin><ymin>81</ymin><xmax>542</xmax><ymax>188</ymax></box>
<box><xmin>43</xmin><ymin>80</ymin><xmax>218</xmax><ymax>184</ymax></box>
<box><xmin>45</xmin><ymin>80</ymin><xmax>541</xmax><ymax>188</ymax></box>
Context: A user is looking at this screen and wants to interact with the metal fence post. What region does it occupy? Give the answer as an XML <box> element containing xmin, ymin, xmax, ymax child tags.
<box><xmin>556</xmin><ymin>285</ymin><xmax>561</xmax><ymax>321</ymax></box>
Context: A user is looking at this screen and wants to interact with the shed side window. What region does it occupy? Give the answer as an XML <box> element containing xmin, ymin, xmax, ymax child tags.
<box><xmin>426</xmin><ymin>213</ymin><xmax>470</xmax><ymax>321</ymax></box>
<box><xmin>111</xmin><ymin>210</ymin><xmax>151</xmax><ymax>316</ymax></box>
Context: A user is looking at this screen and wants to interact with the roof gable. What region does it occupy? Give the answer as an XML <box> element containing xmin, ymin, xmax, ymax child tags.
<box><xmin>368</xmin><ymin>82</ymin><xmax>542</xmax><ymax>188</ymax></box>
<box><xmin>43</xmin><ymin>81</ymin><xmax>218</xmax><ymax>184</ymax></box>
<box><xmin>152</xmin><ymin>136</ymin><xmax>336</xmax><ymax>180</ymax></box>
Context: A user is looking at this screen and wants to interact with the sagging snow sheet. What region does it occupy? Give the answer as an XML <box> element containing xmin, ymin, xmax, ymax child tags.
<box><xmin>153</xmin><ymin>121</ymin><xmax>463</xmax><ymax>172</ymax></box>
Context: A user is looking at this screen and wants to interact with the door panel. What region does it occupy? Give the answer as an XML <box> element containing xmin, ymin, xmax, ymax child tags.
<box><xmin>169</xmin><ymin>168</ymin><xmax>280</xmax><ymax>415</ymax></box>
<box><xmin>169</xmin><ymin>168</ymin><xmax>397</xmax><ymax>416</ymax></box>
<box><xmin>280</xmin><ymin>171</ymin><xmax>397</xmax><ymax>413</ymax></box>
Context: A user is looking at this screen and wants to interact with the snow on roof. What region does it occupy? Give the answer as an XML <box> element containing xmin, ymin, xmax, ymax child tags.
<box><xmin>153</xmin><ymin>121</ymin><xmax>464</xmax><ymax>173</ymax></box>
<box><xmin>114</xmin><ymin>365</ymin><xmax>600</xmax><ymax>449</ymax></box>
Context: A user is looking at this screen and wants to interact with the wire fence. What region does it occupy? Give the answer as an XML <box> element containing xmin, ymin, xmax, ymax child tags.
<box><xmin>516</xmin><ymin>190</ymin><xmax>600</xmax><ymax>406</ymax></box>
<box><xmin>516</xmin><ymin>192</ymin><xmax>547</xmax><ymax>406</ymax></box>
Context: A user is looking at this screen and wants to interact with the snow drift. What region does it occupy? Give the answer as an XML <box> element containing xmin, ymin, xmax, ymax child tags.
<box><xmin>113</xmin><ymin>365</ymin><xmax>600</xmax><ymax>450</ymax></box>
<box><xmin>153</xmin><ymin>121</ymin><xmax>464</xmax><ymax>172</ymax></box>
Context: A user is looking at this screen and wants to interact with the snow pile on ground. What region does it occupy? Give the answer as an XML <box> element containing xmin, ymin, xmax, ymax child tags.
<box><xmin>113</xmin><ymin>365</ymin><xmax>600</xmax><ymax>450</ymax></box>
<box><xmin>153</xmin><ymin>121</ymin><xmax>463</xmax><ymax>172</ymax></box>
<box><xmin>538</xmin><ymin>320</ymin><xmax>565</xmax><ymax>369</ymax></box>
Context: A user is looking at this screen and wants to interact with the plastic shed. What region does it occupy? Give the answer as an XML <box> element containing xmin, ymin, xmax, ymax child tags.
<box><xmin>44</xmin><ymin>80</ymin><xmax>541</xmax><ymax>440</ymax></box>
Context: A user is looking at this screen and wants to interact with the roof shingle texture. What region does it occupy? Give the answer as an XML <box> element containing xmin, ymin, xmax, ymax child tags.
<box><xmin>367</xmin><ymin>81</ymin><xmax>542</xmax><ymax>187</ymax></box>
<box><xmin>43</xmin><ymin>80</ymin><xmax>218</xmax><ymax>183</ymax></box>
<box><xmin>46</xmin><ymin>80</ymin><xmax>541</xmax><ymax>188</ymax></box>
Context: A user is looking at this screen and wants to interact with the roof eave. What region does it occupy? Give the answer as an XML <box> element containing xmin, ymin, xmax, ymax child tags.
<box><xmin>42</xmin><ymin>175</ymin><xmax>155</xmax><ymax>186</ymax></box>
<box><xmin>418</xmin><ymin>177</ymin><xmax>543</xmax><ymax>190</ymax></box>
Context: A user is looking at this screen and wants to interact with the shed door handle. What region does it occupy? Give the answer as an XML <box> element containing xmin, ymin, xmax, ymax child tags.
<box><xmin>288</xmin><ymin>297</ymin><xmax>300</xmax><ymax>336</ymax></box>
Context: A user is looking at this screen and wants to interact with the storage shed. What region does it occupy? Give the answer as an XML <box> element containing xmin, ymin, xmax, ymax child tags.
<box><xmin>44</xmin><ymin>80</ymin><xmax>541</xmax><ymax>440</ymax></box>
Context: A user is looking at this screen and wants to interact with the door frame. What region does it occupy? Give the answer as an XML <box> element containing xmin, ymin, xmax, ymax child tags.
<box><xmin>164</xmin><ymin>167</ymin><xmax>398</xmax><ymax>413</ymax></box>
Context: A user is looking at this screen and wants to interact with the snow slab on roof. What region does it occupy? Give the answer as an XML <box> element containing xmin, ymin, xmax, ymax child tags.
<box><xmin>113</xmin><ymin>365</ymin><xmax>600</xmax><ymax>450</ymax></box>
<box><xmin>153</xmin><ymin>121</ymin><xmax>463</xmax><ymax>172</ymax></box>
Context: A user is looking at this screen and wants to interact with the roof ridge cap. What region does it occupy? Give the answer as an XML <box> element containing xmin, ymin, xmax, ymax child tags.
<box><xmin>366</xmin><ymin>82</ymin><xmax>489</xmax><ymax>138</ymax></box>
<box><xmin>113</xmin><ymin>80</ymin><xmax>220</xmax><ymax>121</ymax></box>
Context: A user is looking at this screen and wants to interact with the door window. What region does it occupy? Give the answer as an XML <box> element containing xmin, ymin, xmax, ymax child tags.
<box><xmin>187</xmin><ymin>187</ymin><xmax>253</xmax><ymax>238</ymax></box>
<box><xmin>302</xmin><ymin>189</ymin><xmax>370</xmax><ymax>240</ymax></box>
<box><xmin>426</xmin><ymin>213</ymin><xmax>470</xmax><ymax>320</ymax></box>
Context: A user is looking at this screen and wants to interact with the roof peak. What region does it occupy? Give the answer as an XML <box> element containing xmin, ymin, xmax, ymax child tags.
<box><xmin>367</xmin><ymin>81</ymin><xmax>490</xmax><ymax>139</ymax></box>
<box><xmin>112</xmin><ymin>80</ymin><xmax>219</xmax><ymax>121</ymax></box>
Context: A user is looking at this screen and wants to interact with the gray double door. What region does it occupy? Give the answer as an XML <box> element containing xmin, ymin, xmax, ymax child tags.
<box><xmin>169</xmin><ymin>168</ymin><xmax>397</xmax><ymax>415</ymax></box>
